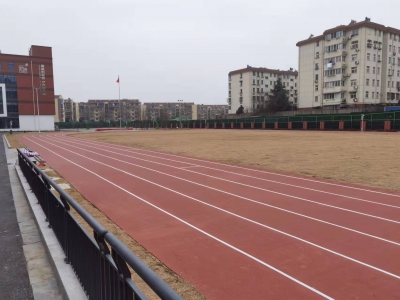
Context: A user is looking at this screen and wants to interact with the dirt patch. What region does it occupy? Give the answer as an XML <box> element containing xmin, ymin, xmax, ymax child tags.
<box><xmin>17</xmin><ymin>139</ymin><xmax>205</xmax><ymax>300</ymax></box>
<box><xmin>72</xmin><ymin>129</ymin><xmax>400</xmax><ymax>191</ymax></box>
<box><xmin>4</xmin><ymin>132</ymin><xmax>45</xmax><ymax>149</ymax></box>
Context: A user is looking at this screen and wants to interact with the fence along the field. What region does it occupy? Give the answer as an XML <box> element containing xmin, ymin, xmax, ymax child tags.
<box><xmin>17</xmin><ymin>149</ymin><xmax>182</xmax><ymax>300</ymax></box>
<box><xmin>56</xmin><ymin>111</ymin><xmax>399</xmax><ymax>131</ymax></box>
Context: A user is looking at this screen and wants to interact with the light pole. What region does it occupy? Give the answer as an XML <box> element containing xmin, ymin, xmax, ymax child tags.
<box><xmin>26</xmin><ymin>62</ymin><xmax>36</xmax><ymax>131</ymax></box>
<box><xmin>178</xmin><ymin>99</ymin><xmax>183</xmax><ymax>128</ymax></box>
<box><xmin>34</xmin><ymin>87</ymin><xmax>41</xmax><ymax>132</ymax></box>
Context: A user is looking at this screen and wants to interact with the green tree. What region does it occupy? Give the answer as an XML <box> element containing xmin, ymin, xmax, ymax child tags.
<box><xmin>254</xmin><ymin>79</ymin><xmax>292</xmax><ymax>115</ymax></box>
<box><xmin>236</xmin><ymin>105</ymin><xmax>244</xmax><ymax>114</ymax></box>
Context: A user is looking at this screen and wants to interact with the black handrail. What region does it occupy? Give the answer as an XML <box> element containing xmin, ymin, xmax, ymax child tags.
<box><xmin>17</xmin><ymin>148</ymin><xmax>182</xmax><ymax>300</ymax></box>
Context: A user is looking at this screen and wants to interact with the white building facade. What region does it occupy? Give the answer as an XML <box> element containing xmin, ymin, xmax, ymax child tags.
<box><xmin>228</xmin><ymin>67</ymin><xmax>298</xmax><ymax>114</ymax></box>
<box><xmin>297</xmin><ymin>19</ymin><xmax>400</xmax><ymax>109</ymax></box>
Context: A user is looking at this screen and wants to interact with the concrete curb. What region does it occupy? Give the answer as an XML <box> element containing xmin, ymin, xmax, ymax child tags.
<box><xmin>3</xmin><ymin>134</ymin><xmax>11</xmax><ymax>149</ymax></box>
<box><xmin>15</xmin><ymin>164</ymin><xmax>87</xmax><ymax>300</ymax></box>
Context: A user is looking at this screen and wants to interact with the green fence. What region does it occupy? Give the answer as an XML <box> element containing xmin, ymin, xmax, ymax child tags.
<box><xmin>56</xmin><ymin>111</ymin><xmax>399</xmax><ymax>131</ymax></box>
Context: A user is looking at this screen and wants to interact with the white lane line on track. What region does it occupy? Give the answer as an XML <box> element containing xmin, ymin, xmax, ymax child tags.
<box><xmin>24</xmin><ymin>137</ymin><xmax>334</xmax><ymax>300</ymax></box>
<box><xmin>56</xmin><ymin>136</ymin><xmax>400</xmax><ymax>209</ymax></box>
<box><xmin>42</xmin><ymin>135</ymin><xmax>400</xmax><ymax>247</ymax></box>
<box><xmin>47</xmin><ymin>136</ymin><xmax>400</xmax><ymax>222</ymax></box>
<box><xmin>64</xmin><ymin>135</ymin><xmax>400</xmax><ymax>198</ymax></box>
<box><xmin>178</xmin><ymin>165</ymin><xmax>201</xmax><ymax>169</ymax></box>
<box><xmin>29</xmin><ymin>136</ymin><xmax>400</xmax><ymax>283</ymax></box>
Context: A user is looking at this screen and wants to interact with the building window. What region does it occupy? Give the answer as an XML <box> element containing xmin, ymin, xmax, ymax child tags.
<box><xmin>253</xmin><ymin>72</ymin><xmax>256</xmax><ymax>76</ymax></box>
<box><xmin>373</xmin><ymin>54</ymin><xmax>376</xmax><ymax>62</ymax></box>
<box><xmin>388</xmin><ymin>81</ymin><xmax>390</xmax><ymax>88</ymax></box>
<box><xmin>315</xmin><ymin>96</ymin><xmax>318</xmax><ymax>102</ymax></box>
<box><xmin>240</xmin><ymin>81</ymin><xmax>243</xmax><ymax>86</ymax></box>
<box><xmin>378</xmin><ymin>55</ymin><xmax>381</xmax><ymax>61</ymax></box>
<box><xmin>389</xmin><ymin>57</ymin><xmax>392</xmax><ymax>64</ymax></box>
<box><xmin>351</xmin><ymin>79</ymin><xmax>357</xmax><ymax>86</ymax></box>
<box><xmin>373</xmin><ymin>67</ymin><xmax>375</xmax><ymax>74</ymax></box>
<box><xmin>372</xmin><ymin>79</ymin><xmax>375</xmax><ymax>86</ymax></box>
<box><xmin>352</xmin><ymin>29</ymin><xmax>359</xmax><ymax>36</ymax></box>
<box><xmin>8</xmin><ymin>62</ymin><xmax>14</xmax><ymax>71</ymax></box>
<box><xmin>377</xmin><ymin>92</ymin><xmax>379</xmax><ymax>99</ymax></box>
<box><xmin>377</xmin><ymin>68</ymin><xmax>380</xmax><ymax>75</ymax></box>
<box><xmin>389</xmin><ymin>45</ymin><xmax>392</xmax><ymax>51</ymax></box>
<box><xmin>315</xmin><ymin>85</ymin><xmax>318</xmax><ymax>91</ymax></box>
<box><xmin>253</xmin><ymin>88</ymin><xmax>255</xmax><ymax>93</ymax></box>
<box><xmin>365</xmin><ymin>91</ymin><xmax>369</xmax><ymax>98</ymax></box>
<box><xmin>367</xmin><ymin>53</ymin><xmax>370</xmax><ymax>61</ymax></box>
<box><xmin>316</xmin><ymin>41</ymin><xmax>319</xmax><ymax>47</ymax></box>
<box><xmin>315</xmin><ymin>63</ymin><xmax>319</xmax><ymax>70</ymax></box>
<box><xmin>366</xmin><ymin>79</ymin><xmax>369</xmax><ymax>86</ymax></box>
<box><xmin>398</xmin><ymin>70</ymin><xmax>400</xmax><ymax>77</ymax></box>
<box><xmin>366</xmin><ymin>66</ymin><xmax>370</xmax><ymax>73</ymax></box>
<box><xmin>350</xmin><ymin>92</ymin><xmax>357</xmax><ymax>99</ymax></box>
<box><xmin>240</xmin><ymin>73</ymin><xmax>242</xmax><ymax>78</ymax></box>
<box><xmin>315</xmin><ymin>74</ymin><xmax>318</xmax><ymax>80</ymax></box>
<box><xmin>351</xmin><ymin>67</ymin><xmax>357</xmax><ymax>73</ymax></box>
<box><xmin>377</xmin><ymin>80</ymin><xmax>380</xmax><ymax>87</ymax></box>
<box><xmin>351</xmin><ymin>40</ymin><xmax>359</xmax><ymax>49</ymax></box>
<box><xmin>253</xmin><ymin>79</ymin><xmax>255</xmax><ymax>84</ymax></box>
<box><xmin>351</xmin><ymin>54</ymin><xmax>357</xmax><ymax>61</ymax></box>
<box><xmin>372</xmin><ymin>92</ymin><xmax>375</xmax><ymax>98</ymax></box>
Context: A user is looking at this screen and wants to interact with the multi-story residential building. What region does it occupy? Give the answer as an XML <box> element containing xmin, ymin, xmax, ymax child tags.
<box><xmin>63</xmin><ymin>98</ymin><xmax>77</xmax><ymax>122</ymax></box>
<box><xmin>142</xmin><ymin>102</ymin><xmax>194</xmax><ymax>121</ymax></box>
<box><xmin>297</xmin><ymin>18</ymin><xmax>400</xmax><ymax>109</ymax></box>
<box><xmin>228</xmin><ymin>66</ymin><xmax>298</xmax><ymax>114</ymax></box>
<box><xmin>54</xmin><ymin>95</ymin><xmax>64</xmax><ymax>122</ymax></box>
<box><xmin>192</xmin><ymin>104</ymin><xmax>229</xmax><ymax>120</ymax></box>
<box><xmin>82</xmin><ymin>99</ymin><xmax>141</xmax><ymax>122</ymax></box>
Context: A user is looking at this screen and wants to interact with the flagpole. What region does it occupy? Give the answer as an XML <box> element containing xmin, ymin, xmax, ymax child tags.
<box><xmin>118</xmin><ymin>75</ymin><xmax>121</xmax><ymax>129</ymax></box>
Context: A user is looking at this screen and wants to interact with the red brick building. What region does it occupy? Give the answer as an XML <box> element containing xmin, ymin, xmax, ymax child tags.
<box><xmin>0</xmin><ymin>45</ymin><xmax>55</xmax><ymax>130</ymax></box>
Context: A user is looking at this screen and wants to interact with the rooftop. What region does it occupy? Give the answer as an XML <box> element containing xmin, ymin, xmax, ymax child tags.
<box><xmin>229</xmin><ymin>66</ymin><xmax>298</xmax><ymax>76</ymax></box>
<box><xmin>296</xmin><ymin>18</ymin><xmax>400</xmax><ymax>47</ymax></box>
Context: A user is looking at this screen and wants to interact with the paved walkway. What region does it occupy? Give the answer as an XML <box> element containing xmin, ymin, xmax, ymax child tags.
<box><xmin>1</xmin><ymin>137</ymin><xmax>63</xmax><ymax>300</ymax></box>
<box><xmin>0</xmin><ymin>138</ymin><xmax>33</xmax><ymax>299</ymax></box>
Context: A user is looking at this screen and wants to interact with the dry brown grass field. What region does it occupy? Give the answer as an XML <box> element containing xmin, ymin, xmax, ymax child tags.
<box><xmin>74</xmin><ymin>129</ymin><xmax>400</xmax><ymax>191</ymax></box>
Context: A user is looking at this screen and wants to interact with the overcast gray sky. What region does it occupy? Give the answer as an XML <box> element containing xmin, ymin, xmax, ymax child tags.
<box><xmin>1</xmin><ymin>0</ymin><xmax>398</xmax><ymax>104</ymax></box>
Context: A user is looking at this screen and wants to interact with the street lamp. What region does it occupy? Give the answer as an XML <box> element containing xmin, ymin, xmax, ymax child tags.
<box><xmin>33</xmin><ymin>86</ymin><xmax>41</xmax><ymax>132</ymax></box>
<box><xmin>178</xmin><ymin>99</ymin><xmax>183</xmax><ymax>128</ymax></box>
<box><xmin>25</xmin><ymin>62</ymin><xmax>36</xmax><ymax>131</ymax></box>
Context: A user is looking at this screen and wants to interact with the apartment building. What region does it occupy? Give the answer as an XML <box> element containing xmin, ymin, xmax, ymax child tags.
<box><xmin>63</xmin><ymin>98</ymin><xmax>77</xmax><ymax>122</ymax></box>
<box><xmin>81</xmin><ymin>99</ymin><xmax>141</xmax><ymax>122</ymax></box>
<box><xmin>297</xmin><ymin>18</ymin><xmax>400</xmax><ymax>109</ymax></box>
<box><xmin>142</xmin><ymin>102</ymin><xmax>194</xmax><ymax>121</ymax></box>
<box><xmin>228</xmin><ymin>66</ymin><xmax>298</xmax><ymax>114</ymax></box>
<box><xmin>54</xmin><ymin>96</ymin><xmax>78</xmax><ymax>122</ymax></box>
<box><xmin>192</xmin><ymin>104</ymin><xmax>229</xmax><ymax>120</ymax></box>
<box><xmin>54</xmin><ymin>95</ymin><xmax>64</xmax><ymax>122</ymax></box>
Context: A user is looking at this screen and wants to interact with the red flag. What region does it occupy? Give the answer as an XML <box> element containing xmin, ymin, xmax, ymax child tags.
<box><xmin>116</xmin><ymin>76</ymin><xmax>120</xmax><ymax>83</ymax></box>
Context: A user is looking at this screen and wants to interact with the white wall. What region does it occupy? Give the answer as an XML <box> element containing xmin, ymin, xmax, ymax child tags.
<box><xmin>0</xmin><ymin>83</ymin><xmax>8</xmax><ymax>117</ymax></box>
<box><xmin>19</xmin><ymin>115</ymin><xmax>55</xmax><ymax>131</ymax></box>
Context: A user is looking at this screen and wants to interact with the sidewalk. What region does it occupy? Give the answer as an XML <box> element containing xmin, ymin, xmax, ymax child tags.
<box><xmin>1</xmin><ymin>137</ymin><xmax>63</xmax><ymax>300</ymax></box>
<box><xmin>0</xmin><ymin>138</ymin><xmax>33</xmax><ymax>299</ymax></box>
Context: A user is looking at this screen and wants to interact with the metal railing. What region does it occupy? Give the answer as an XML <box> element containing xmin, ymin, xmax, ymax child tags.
<box><xmin>17</xmin><ymin>149</ymin><xmax>182</xmax><ymax>300</ymax></box>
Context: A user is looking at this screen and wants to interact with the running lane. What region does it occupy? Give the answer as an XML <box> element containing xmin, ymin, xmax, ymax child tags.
<box><xmin>21</xmin><ymin>134</ymin><xmax>400</xmax><ymax>299</ymax></box>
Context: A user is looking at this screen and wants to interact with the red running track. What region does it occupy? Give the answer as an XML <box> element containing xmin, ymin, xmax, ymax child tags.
<box><xmin>20</xmin><ymin>133</ymin><xmax>400</xmax><ymax>300</ymax></box>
